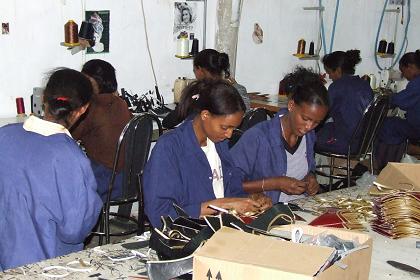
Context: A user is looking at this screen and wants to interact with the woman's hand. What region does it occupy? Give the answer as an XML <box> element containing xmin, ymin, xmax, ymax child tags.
<box><xmin>249</xmin><ymin>193</ymin><xmax>272</xmax><ymax>211</ymax></box>
<box><xmin>271</xmin><ymin>177</ymin><xmax>307</xmax><ymax>195</ymax></box>
<box><xmin>304</xmin><ymin>173</ymin><xmax>320</xmax><ymax>196</ymax></box>
<box><xmin>201</xmin><ymin>197</ymin><xmax>262</xmax><ymax>216</ymax></box>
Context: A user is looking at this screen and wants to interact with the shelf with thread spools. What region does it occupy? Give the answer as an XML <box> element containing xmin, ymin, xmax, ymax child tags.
<box><xmin>61</xmin><ymin>20</ymin><xmax>94</xmax><ymax>55</ymax></box>
<box><xmin>293</xmin><ymin>39</ymin><xmax>318</xmax><ymax>60</ymax></box>
<box><xmin>376</xmin><ymin>52</ymin><xmax>395</xmax><ymax>59</ymax></box>
<box><xmin>293</xmin><ymin>53</ymin><xmax>320</xmax><ymax>60</ymax></box>
<box><xmin>175</xmin><ymin>54</ymin><xmax>194</xmax><ymax>60</ymax></box>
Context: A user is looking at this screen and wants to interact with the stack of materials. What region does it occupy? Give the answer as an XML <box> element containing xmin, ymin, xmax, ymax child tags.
<box><xmin>371</xmin><ymin>192</ymin><xmax>420</xmax><ymax>238</ymax></box>
<box><xmin>308</xmin><ymin>196</ymin><xmax>374</xmax><ymax>231</ymax></box>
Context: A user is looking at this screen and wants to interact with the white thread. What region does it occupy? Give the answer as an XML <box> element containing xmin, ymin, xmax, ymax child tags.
<box><xmin>42</xmin><ymin>260</ymin><xmax>92</xmax><ymax>278</ymax></box>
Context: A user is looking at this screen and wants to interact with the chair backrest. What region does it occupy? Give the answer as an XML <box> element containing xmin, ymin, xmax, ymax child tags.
<box><xmin>240</xmin><ymin>108</ymin><xmax>274</xmax><ymax>131</ymax></box>
<box><xmin>107</xmin><ymin>113</ymin><xmax>163</xmax><ymax>204</ymax></box>
<box><xmin>228</xmin><ymin>128</ymin><xmax>244</xmax><ymax>149</ymax></box>
<box><xmin>349</xmin><ymin>94</ymin><xmax>389</xmax><ymax>158</ymax></box>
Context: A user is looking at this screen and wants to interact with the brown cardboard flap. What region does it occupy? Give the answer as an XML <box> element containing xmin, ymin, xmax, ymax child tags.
<box><xmin>194</xmin><ymin>227</ymin><xmax>334</xmax><ymax>277</ymax></box>
<box><xmin>374</xmin><ymin>163</ymin><xmax>420</xmax><ymax>191</ymax></box>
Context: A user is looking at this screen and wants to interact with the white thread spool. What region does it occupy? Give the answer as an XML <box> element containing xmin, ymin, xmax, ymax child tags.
<box><xmin>173</xmin><ymin>77</ymin><xmax>187</xmax><ymax>103</ymax></box>
<box><xmin>368</xmin><ymin>74</ymin><xmax>377</xmax><ymax>89</ymax></box>
<box><xmin>176</xmin><ymin>37</ymin><xmax>190</xmax><ymax>58</ymax></box>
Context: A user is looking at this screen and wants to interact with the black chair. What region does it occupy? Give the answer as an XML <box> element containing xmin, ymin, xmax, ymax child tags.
<box><xmin>94</xmin><ymin>113</ymin><xmax>163</xmax><ymax>245</ymax></box>
<box><xmin>228</xmin><ymin>128</ymin><xmax>244</xmax><ymax>149</ymax></box>
<box><xmin>240</xmin><ymin>108</ymin><xmax>274</xmax><ymax>131</ymax></box>
<box><xmin>315</xmin><ymin>94</ymin><xmax>389</xmax><ymax>191</ymax></box>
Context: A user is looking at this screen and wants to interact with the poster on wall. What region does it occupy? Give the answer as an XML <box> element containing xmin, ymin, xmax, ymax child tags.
<box><xmin>86</xmin><ymin>10</ymin><xmax>110</xmax><ymax>54</ymax></box>
<box><xmin>173</xmin><ymin>1</ymin><xmax>203</xmax><ymax>42</ymax></box>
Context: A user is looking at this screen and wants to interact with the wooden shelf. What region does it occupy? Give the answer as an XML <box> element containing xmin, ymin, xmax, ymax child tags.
<box><xmin>376</xmin><ymin>52</ymin><xmax>395</xmax><ymax>58</ymax></box>
<box><xmin>293</xmin><ymin>53</ymin><xmax>320</xmax><ymax>60</ymax></box>
<box><xmin>303</xmin><ymin>6</ymin><xmax>324</xmax><ymax>11</ymax></box>
<box><xmin>175</xmin><ymin>54</ymin><xmax>194</xmax><ymax>60</ymax></box>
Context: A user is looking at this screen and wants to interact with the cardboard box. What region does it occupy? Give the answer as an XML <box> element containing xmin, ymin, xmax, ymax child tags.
<box><xmin>370</xmin><ymin>162</ymin><xmax>420</xmax><ymax>195</ymax></box>
<box><xmin>193</xmin><ymin>225</ymin><xmax>372</xmax><ymax>280</ymax></box>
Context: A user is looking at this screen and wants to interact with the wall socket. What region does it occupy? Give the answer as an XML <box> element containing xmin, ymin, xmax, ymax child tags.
<box><xmin>389</xmin><ymin>0</ymin><xmax>404</xmax><ymax>5</ymax></box>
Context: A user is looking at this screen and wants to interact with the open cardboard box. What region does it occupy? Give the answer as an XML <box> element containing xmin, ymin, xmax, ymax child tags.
<box><xmin>370</xmin><ymin>162</ymin><xmax>420</xmax><ymax>195</ymax></box>
<box><xmin>193</xmin><ymin>225</ymin><xmax>372</xmax><ymax>280</ymax></box>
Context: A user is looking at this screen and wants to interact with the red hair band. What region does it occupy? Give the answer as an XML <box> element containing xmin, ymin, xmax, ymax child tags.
<box><xmin>56</xmin><ymin>96</ymin><xmax>69</xmax><ymax>102</ymax></box>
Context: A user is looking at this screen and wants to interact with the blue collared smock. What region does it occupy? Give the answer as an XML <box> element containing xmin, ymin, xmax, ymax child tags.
<box><xmin>0</xmin><ymin>117</ymin><xmax>102</xmax><ymax>270</ymax></box>
<box><xmin>316</xmin><ymin>75</ymin><xmax>373</xmax><ymax>153</ymax></box>
<box><xmin>378</xmin><ymin>76</ymin><xmax>420</xmax><ymax>144</ymax></box>
<box><xmin>230</xmin><ymin>111</ymin><xmax>316</xmax><ymax>203</ymax></box>
<box><xmin>143</xmin><ymin>120</ymin><xmax>246</xmax><ymax>228</ymax></box>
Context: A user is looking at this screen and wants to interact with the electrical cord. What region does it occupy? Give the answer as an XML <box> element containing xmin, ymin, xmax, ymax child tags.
<box><xmin>329</xmin><ymin>0</ymin><xmax>340</xmax><ymax>53</ymax></box>
<box><xmin>374</xmin><ymin>0</ymin><xmax>411</xmax><ymax>71</ymax></box>
<box><xmin>140</xmin><ymin>0</ymin><xmax>158</xmax><ymax>87</ymax></box>
<box><xmin>319</xmin><ymin>0</ymin><xmax>327</xmax><ymax>56</ymax></box>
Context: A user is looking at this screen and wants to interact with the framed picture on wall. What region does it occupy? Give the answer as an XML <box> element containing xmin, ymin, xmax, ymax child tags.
<box><xmin>173</xmin><ymin>0</ymin><xmax>205</xmax><ymax>45</ymax></box>
<box><xmin>86</xmin><ymin>10</ymin><xmax>110</xmax><ymax>54</ymax></box>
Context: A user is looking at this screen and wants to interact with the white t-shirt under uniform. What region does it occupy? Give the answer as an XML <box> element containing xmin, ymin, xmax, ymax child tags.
<box><xmin>201</xmin><ymin>138</ymin><xmax>224</xmax><ymax>198</ymax></box>
<box><xmin>279</xmin><ymin>135</ymin><xmax>309</xmax><ymax>202</ymax></box>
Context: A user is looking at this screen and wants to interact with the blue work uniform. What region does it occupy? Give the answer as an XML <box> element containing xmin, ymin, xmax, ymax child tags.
<box><xmin>0</xmin><ymin>118</ymin><xmax>102</xmax><ymax>270</ymax></box>
<box><xmin>378</xmin><ymin>76</ymin><xmax>420</xmax><ymax>144</ymax></box>
<box><xmin>316</xmin><ymin>75</ymin><xmax>373</xmax><ymax>153</ymax></box>
<box><xmin>230</xmin><ymin>111</ymin><xmax>316</xmax><ymax>203</ymax></box>
<box><xmin>143</xmin><ymin>120</ymin><xmax>246</xmax><ymax>228</ymax></box>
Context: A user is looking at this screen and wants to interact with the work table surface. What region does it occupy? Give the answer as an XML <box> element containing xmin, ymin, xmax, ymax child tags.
<box><xmin>1</xmin><ymin>186</ymin><xmax>418</xmax><ymax>279</ymax></box>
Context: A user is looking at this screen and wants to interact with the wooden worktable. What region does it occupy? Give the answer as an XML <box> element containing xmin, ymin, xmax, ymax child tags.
<box><xmin>249</xmin><ymin>93</ymin><xmax>288</xmax><ymax>113</ymax></box>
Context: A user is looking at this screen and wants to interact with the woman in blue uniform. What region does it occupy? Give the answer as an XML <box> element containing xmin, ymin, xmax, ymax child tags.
<box><xmin>0</xmin><ymin>68</ymin><xmax>102</xmax><ymax>270</ymax></box>
<box><xmin>162</xmin><ymin>48</ymin><xmax>249</xmax><ymax>128</ymax></box>
<box><xmin>230</xmin><ymin>67</ymin><xmax>329</xmax><ymax>203</ymax></box>
<box><xmin>316</xmin><ymin>49</ymin><xmax>373</xmax><ymax>154</ymax></box>
<box><xmin>144</xmin><ymin>79</ymin><xmax>270</xmax><ymax>228</ymax></box>
<box><xmin>375</xmin><ymin>50</ymin><xmax>420</xmax><ymax>172</ymax></box>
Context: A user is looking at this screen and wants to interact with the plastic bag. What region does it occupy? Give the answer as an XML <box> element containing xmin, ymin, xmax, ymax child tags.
<box><xmin>355</xmin><ymin>171</ymin><xmax>377</xmax><ymax>187</ymax></box>
<box><xmin>308</xmin><ymin>233</ymin><xmax>357</xmax><ymax>254</ymax></box>
<box><xmin>400</xmin><ymin>154</ymin><xmax>420</xmax><ymax>164</ymax></box>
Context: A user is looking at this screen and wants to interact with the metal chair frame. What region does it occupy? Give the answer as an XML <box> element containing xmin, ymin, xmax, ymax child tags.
<box><xmin>240</xmin><ymin>108</ymin><xmax>274</xmax><ymax>131</ymax></box>
<box><xmin>315</xmin><ymin>94</ymin><xmax>389</xmax><ymax>191</ymax></box>
<box><xmin>93</xmin><ymin>113</ymin><xmax>163</xmax><ymax>245</ymax></box>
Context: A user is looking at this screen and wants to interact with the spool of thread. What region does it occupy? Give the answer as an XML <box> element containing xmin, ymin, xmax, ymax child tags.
<box><xmin>387</xmin><ymin>42</ymin><xmax>395</xmax><ymax>55</ymax></box>
<box><xmin>308</xmin><ymin>41</ymin><xmax>315</xmax><ymax>55</ymax></box>
<box><xmin>64</xmin><ymin>20</ymin><xmax>79</xmax><ymax>46</ymax></box>
<box><xmin>173</xmin><ymin>77</ymin><xmax>188</xmax><ymax>103</ymax></box>
<box><xmin>297</xmin><ymin>39</ymin><xmax>306</xmax><ymax>55</ymax></box>
<box><xmin>16</xmin><ymin>97</ymin><xmax>25</xmax><ymax>115</ymax></box>
<box><xmin>190</xmin><ymin>39</ymin><xmax>199</xmax><ymax>56</ymax></box>
<box><xmin>78</xmin><ymin>21</ymin><xmax>94</xmax><ymax>41</ymax></box>
<box><xmin>368</xmin><ymin>74</ymin><xmax>377</xmax><ymax>89</ymax></box>
<box><xmin>377</xmin><ymin>39</ymin><xmax>387</xmax><ymax>54</ymax></box>
<box><xmin>176</xmin><ymin>37</ymin><xmax>190</xmax><ymax>58</ymax></box>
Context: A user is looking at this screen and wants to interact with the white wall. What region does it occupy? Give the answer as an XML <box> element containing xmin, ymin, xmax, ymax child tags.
<box><xmin>236</xmin><ymin>0</ymin><xmax>420</xmax><ymax>93</ymax></box>
<box><xmin>0</xmin><ymin>0</ymin><xmax>217</xmax><ymax>117</ymax></box>
<box><xmin>0</xmin><ymin>0</ymin><xmax>418</xmax><ymax>117</ymax></box>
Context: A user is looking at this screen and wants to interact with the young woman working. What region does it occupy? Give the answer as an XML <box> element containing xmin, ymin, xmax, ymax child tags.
<box><xmin>162</xmin><ymin>48</ymin><xmax>249</xmax><ymax>129</ymax></box>
<box><xmin>230</xmin><ymin>67</ymin><xmax>329</xmax><ymax>203</ymax></box>
<box><xmin>316</xmin><ymin>49</ymin><xmax>373</xmax><ymax>154</ymax></box>
<box><xmin>72</xmin><ymin>59</ymin><xmax>132</xmax><ymax>201</ymax></box>
<box><xmin>144</xmin><ymin>79</ymin><xmax>270</xmax><ymax>228</ymax></box>
<box><xmin>375</xmin><ymin>50</ymin><xmax>420</xmax><ymax>172</ymax></box>
<box><xmin>0</xmin><ymin>68</ymin><xmax>102</xmax><ymax>270</ymax></box>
